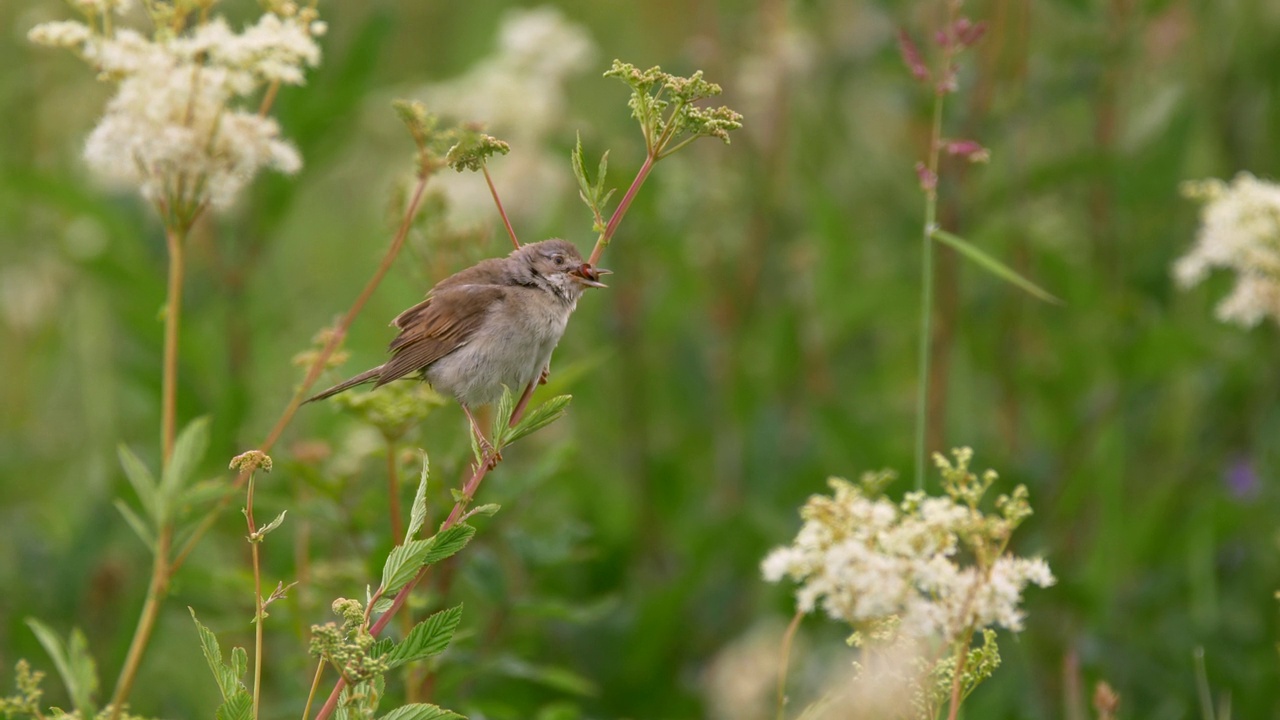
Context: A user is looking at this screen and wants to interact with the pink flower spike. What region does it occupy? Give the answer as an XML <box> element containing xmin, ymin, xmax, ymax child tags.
<box><xmin>955</xmin><ymin>18</ymin><xmax>988</xmax><ymax>47</ymax></box>
<box><xmin>944</xmin><ymin>139</ymin><xmax>990</xmax><ymax>162</ymax></box>
<box><xmin>934</xmin><ymin>29</ymin><xmax>951</xmax><ymax>48</ymax></box>
<box><xmin>915</xmin><ymin>161</ymin><xmax>938</xmax><ymax>191</ymax></box>
<box><xmin>897</xmin><ymin>29</ymin><xmax>930</xmax><ymax>82</ymax></box>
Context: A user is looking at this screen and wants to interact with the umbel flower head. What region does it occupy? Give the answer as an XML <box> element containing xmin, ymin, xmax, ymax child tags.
<box><xmin>29</xmin><ymin>0</ymin><xmax>323</xmax><ymax>215</ymax></box>
<box><xmin>1175</xmin><ymin>172</ymin><xmax>1280</xmax><ymax>327</ymax></box>
<box><xmin>762</xmin><ymin>449</ymin><xmax>1054</xmax><ymax>645</ymax></box>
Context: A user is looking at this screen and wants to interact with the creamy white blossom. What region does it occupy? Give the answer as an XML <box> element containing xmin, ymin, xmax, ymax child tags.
<box><xmin>29</xmin><ymin>5</ymin><xmax>322</xmax><ymax>212</ymax></box>
<box><xmin>412</xmin><ymin>7</ymin><xmax>596</xmax><ymax>228</ymax></box>
<box><xmin>762</xmin><ymin>452</ymin><xmax>1054</xmax><ymax>645</ymax></box>
<box><xmin>1175</xmin><ymin>172</ymin><xmax>1280</xmax><ymax>327</ymax></box>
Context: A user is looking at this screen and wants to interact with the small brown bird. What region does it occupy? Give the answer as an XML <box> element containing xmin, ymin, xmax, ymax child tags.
<box><xmin>307</xmin><ymin>238</ymin><xmax>608</xmax><ymax>450</ymax></box>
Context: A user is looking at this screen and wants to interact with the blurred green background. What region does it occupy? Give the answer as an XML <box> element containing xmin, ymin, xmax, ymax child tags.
<box><xmin>3</xmin><ymin>0</ymin><xmax>1280</xmax><ymax>717</ymax></box>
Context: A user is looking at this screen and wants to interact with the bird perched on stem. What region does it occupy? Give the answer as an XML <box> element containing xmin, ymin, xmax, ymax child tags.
<box><xmin>307</xmin><ymin>238</ymin><xmax>608</xmax><ymax>456</ymax></box>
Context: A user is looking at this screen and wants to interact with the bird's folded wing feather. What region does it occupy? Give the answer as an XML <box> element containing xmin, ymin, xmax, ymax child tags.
<box><xmin>376</xmin><ymin>284</ymin><xmax>506</xmax><ymax>386</ymax></box>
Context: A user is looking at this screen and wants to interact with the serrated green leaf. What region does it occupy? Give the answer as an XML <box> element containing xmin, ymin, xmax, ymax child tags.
<box><xmin>469</xmin><ymin>504</ymin><xmax>501</xmax><ymax>518</ymax></box>
<box><xmin>230</xmin><ymin>646</ymin><xmax>247</xmax><ymax>682</ymax></box>
<box><xmin>492</xmin><ymin>385</ymin><xmax>515</xmax><ymax>448</ymax></box>
<box><xmin>931</xmin><ymin>229</ymin><xmax>1062</xmax><ymax>305</ymax></box>
<box><xmin>378</xmin><ymin>703</ymin><xmax>463</xmax><ymax>720</ymax></box>
<box><xmin>26</xmin><ymin>619</ymin><xmax>97</xmax><ymax>719</ymax></box>
<box><xmin>571</xmin><ymin>133</ymin><xmax>591</xmax><ymax>198</ymax></box>
<box><xmin>406</xmin><ymin>452</ymin><xmax>430</xmax><ymax>540</ymax></box>
<box><xmin>383</xmin><ymin>605</ymin><xmax>463</xmax><ymax>668</ymax></box>
<box><xmin>370</xmin><ymin>597</ymin><xmax>394</xmax><ymax>615</ymax></box>
<box><xmin>370</xmin><ymin>637</ymin><xmax>395</xmax><ymax>659</ymax></box>
<box><xmin>215</xmin><ymin>690</ymin><xmax>253</xmax><ymax>720</ymax></box>
<box><xmin>257</xmin><ymin>510</ymin><xmax>287</xmax><ymax>538</ymax></box>
<box><xmin>114</xmin><ymin>499</ymin><xmax>154</xmax><ymax>549</ymax></box>
<box><xmin>505</xmin><ymin>395</ymin><xmax>572</xmax><ymax>446</ymax></box>
<box><xmin>162</xmin><ymin>416</ymin><xmax>211</xmax><ymax>502</ymax></box>
<box><xmin>117</xmin><ymin>444</ymin><xmax>160</xmax><ymax>523</ymax></box>
<box><xmin>422</xmin><ymin>524</ymin><xmax>475</xmax><ymax>565</ymax></box>
<box><xmin>189</xmin><ymin>608</ymin><xmax>244</xmax><ymax>701</ymax></box>
<box><xmin>450</xmin><ymin>488</ymin><xmax>466</xmax><ymax>503</ymax></box>
<box><xmin>595</xmin><ymin>150</ymin><xmax>610</xmax><ymax>197</ymax></box>
<box><xmin>379</xmin><ymin>539</ymin><xmax>432</xmax><ymax>596</ymax></box>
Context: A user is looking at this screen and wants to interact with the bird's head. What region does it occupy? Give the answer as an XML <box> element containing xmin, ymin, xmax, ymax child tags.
<box><xmin>517</xmin><ymin>239</ymin><xmax>610</xmax><ymax>297</ymax></box>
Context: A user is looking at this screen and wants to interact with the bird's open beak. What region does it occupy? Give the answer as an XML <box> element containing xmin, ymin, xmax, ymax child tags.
<box><xmin>571</xmin><ymin>263</ymin><xmax>611</xmax><ymax>288</ymax></box>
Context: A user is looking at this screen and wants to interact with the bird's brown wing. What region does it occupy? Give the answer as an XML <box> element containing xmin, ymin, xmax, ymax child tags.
<box><xmin>376</xmin><ymin>284</ymin><xmax>506</xmax><ymax>386</ymax></box>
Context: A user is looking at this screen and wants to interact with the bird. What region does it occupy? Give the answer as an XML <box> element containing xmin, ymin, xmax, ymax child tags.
<box><xmin>306</xmin><ymin>238</ymin><xmax>608</xmax><ymax>454</ymax></box>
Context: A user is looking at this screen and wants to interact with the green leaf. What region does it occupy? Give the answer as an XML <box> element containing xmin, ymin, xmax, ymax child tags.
<box><xmin>931</xmin><ymin>229</ymin><xmax>1062</xmax><ymax>305</ymax></box>
<box><xmin>422</xmin><ymin>524</ymin><xmax>475</xmax><ymax>565</ymax></box>
<box><xmin>380</xmin><ymin>525</ymin><xmax>477</xmax><ymax>595</ymax></box>
<box><xmin>468</xmin><ymin>504</ymin><xmax>501</xmax><ymax>518</ymax></box>
<box><xmin>406</xmin><ymin>452</ymin><xmax>430</xmax><ymax>540</ymax></box>
<box><xmin>117</xmin><ymin>444</ymin><xmax>160</xmax><ymax>524</ymax></box>
<box><xmin>114</xmin><ymin>498</ymin><xmax>154</xmax><ymax>549</ymax></box>
<box><xmin>162</xmin><ymin>416</ymin><xmax>211</xmax><ymax>503</ymax></box>
<box><xmin>505</xmin><ymin>395</ymin><xmax>572</xmax><ymax>446</ymax></box>
<box><xmin>189</xmin><ymin>608</ymin><xmax>246</xmax><ymax>701</ymax></box>
<box><xmin>493</xmin><ymin>655</ymin><xmax>596</xmax><ymax>697</ymax></box>
<box><xmin>378</xmin><ymin>704</ymin><xmax>463</xmax><ymax>720</ymax></box>
<box><xmin>380</xmin><ymin>539</ymin><xmax>432</xmax><ymax>596</ymax></box>
<box><xmin>26</xmin><ymin>619</ymin><xmax>97</xmax><ymax>719</ymax></box>
<box><xmin>383</xmin><ymin>605</ymin><xmax>463</xmax><ymax>668</ymax></box>
<box><xmin>491</xmin><ymin>385</ymin><xmax>516</xmax><ymax>448</ymax></box>
<box><xmin>256</xmin><ymin>510</ymin><xmax>287</xmax><ymax>539</ymax></box>
<box><xmin>215</xmin><ymin>689</ymin><xmax>254</xmax><ymax>720</ymax></box>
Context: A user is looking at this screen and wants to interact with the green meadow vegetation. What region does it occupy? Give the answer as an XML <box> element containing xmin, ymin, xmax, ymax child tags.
<box><xmin>2</xmin><ymin>0</ymin><xmax>1278</xmax><ymax>718</ymax></box>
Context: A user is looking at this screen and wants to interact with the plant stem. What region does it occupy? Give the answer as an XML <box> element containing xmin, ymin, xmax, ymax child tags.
<box><xmin>246</xmin><ymin>473</ymin><xmax>264</xmax><ymax>720</ymax></box>
<box><xmin>775</xmin><ymin>609</ymin><xmax>804</xmax><ymax>720</ymax></box>
<box><xmin>914</xmin><ymin>74</ymin><xmax>947</xmax><ymax>493</ymax></box>
<box><xmin>108</xmin><ymin>217</ymin><xmax>192</xmax><ymax>720</ymax></box>
<box><xmin>160</xmin><ymin>225</ymin><xmax>186</xmax><ymax>464</ymax></box>
<box><xmin>313</xmin><ymin>396</ymin><xmax>536</xmax><ymax>720</ymax></box>
<box><xmin>107</xmin><ymin>526</ymin><xmax>171</xmax><ymax>720</ymax></box>
<box><xmin>945</xmin><ymin>627</ymin><xmax>976</xmax><ymax>720</ymax></box>
<box><xmin>481</xmin><ymin>164</ymin><xmax>519</xmax><ymax>250</ymax></box>
<box><xmin>301</xmin><ymin>660</ymin><xmax>325</xmax><ymax>720</ymax></box>
<box><xmin>588</xmin><ymin>152</ymin><xmax>656</xmax><ymax>267</ymax></box>
<box><xmin>385</xmin><ymin>437</ymin><xmax>403</xmax><ymax>541</ymax></box>
<box><xmin>171</xmin><ymin>168</ymin><xmax>434</xmax><ymax>573</ymax></box>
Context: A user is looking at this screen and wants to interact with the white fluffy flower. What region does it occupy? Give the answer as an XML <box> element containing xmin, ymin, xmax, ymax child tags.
<box><xmin>413</xmin><ymin>7</ymin><xmax>596</xmax><ymax>229</ymax></box>
<box><xmin>762</xmin><ymin>466</ymin><xmax>1054</xmax><ymax>645</ymax></box>
<box><xmin>1175</xmin><ymin>173</ymin><xmax>1280</xmax><ymax>327</ymax></box>
<box><xmin>30</xmin><ymin>8</ymin><xmax>322</xmax><ymax>211</ymax></box>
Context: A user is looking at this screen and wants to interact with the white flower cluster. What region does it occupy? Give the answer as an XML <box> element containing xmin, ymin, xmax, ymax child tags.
<box><xmin>1175</xmin><ymin>172</ymin><xmax>1280</xmax><ymax>327</ymax></box>
<box><xmin>414</xmin><ymin>7</ymin><xmax>596</xmax><ymax>228</ymax></box>
<box><xmin>29</xmin><ymin>4</ymin><xmax>323</xmax><ymax>211</ymax></box>
<box><xmin>762</xmin><ymin>451</ymin><xmax>1054</xmax><ymax>643</ymax></box>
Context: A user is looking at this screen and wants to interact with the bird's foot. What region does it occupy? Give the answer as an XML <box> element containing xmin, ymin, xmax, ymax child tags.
<box><xmin>539</xmin><ymin>367</ymin><xmax>550</xmax><ymax>385</ymax></box>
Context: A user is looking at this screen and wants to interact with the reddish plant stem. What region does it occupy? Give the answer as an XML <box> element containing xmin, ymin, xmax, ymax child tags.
<box><xmin>481</xmin><ymin>164</ymin><xmax>520</xmax><ymax>250</ymax></box>
<box><xmin>172</xmin><ymin>169</ymin><xmax>434</xmax><ymax>573</ymax></box>
<box><xmin>313</xmin><ymin>380</ymin><xmax>536</xmax><ymax>720</ymax></box>
<box><xmin>588</xmin><ymin>152</ymin><xmax>656</xmax><ymax>267</ymax></box>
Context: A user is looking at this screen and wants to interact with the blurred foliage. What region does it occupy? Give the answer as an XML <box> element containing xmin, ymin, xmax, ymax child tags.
<box><xmin>2</xmin><ymin>0</ymin><xmax>1280</xmax><ymax>718</ymax></box>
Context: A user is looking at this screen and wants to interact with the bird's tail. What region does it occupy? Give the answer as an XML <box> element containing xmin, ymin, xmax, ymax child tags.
<box><xmin>305</xmin><ymin>365</ymin><xmax>384</xmax><ymax>403</ymax></box>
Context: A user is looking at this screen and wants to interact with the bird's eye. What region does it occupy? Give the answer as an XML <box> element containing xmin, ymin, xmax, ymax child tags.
<box><xmin>552</xmin><ymin>255</ymin><xmax>565</xmax><ymax>266</ymax></box>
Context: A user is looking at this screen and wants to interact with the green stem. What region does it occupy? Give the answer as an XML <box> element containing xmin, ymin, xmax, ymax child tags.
<box><xmin>247</xmin><ymin>473</ymin><xmax>263</xmax><ymax>720</ymax></box>
<box><xmin>107</xmin><ymin>526</ymin><xmax>171</xmax><ymax>720</ymax></box>
<box><xmin>914</xmin><ymin>93</ymin><xmax>945</xmax><ymax>491</ymax></box>
<box><xmin>160</xmin><ymin>224</ymin><xmax>186</xmax><ymax>464</ymax></box>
